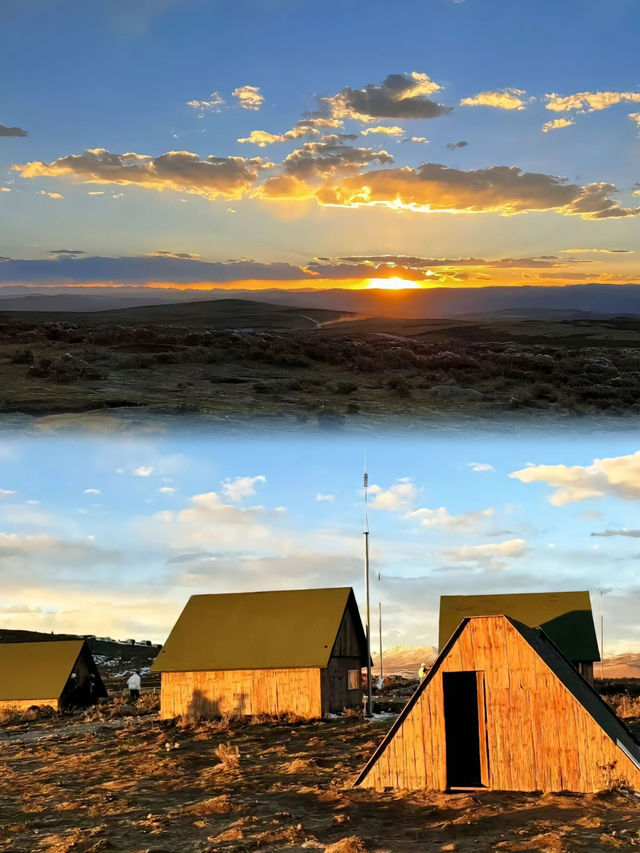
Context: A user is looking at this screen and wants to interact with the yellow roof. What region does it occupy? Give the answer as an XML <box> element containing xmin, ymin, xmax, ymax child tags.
<box><xmin>0</xmin><ymin>640</ymin><xmax>85</xmax><ymax>701</ymax></box>
<box><xmin>439</xmin><ymin>591</ymin><xmax>600</xmax><ymax>661</ymax></box>
<box><xmin>152</xmin><ymin>587</ymin><xmax>365</xmax><ymax>673</ymax></box>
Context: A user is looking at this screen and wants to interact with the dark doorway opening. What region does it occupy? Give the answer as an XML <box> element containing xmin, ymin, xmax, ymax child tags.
<box><xmin>443</xmin><ymin>671</ymin><xmax>488</xmax><ymax>789</ymax></box>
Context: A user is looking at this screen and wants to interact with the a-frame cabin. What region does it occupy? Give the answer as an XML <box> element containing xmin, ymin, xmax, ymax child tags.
<box><xmin>0</xmin><ymin>640</ymin><xmax>107</xmax><ymax>712</ymax></box>
<box><xmin>152</xmin><ymin>587</ymin><xmax>369</xmax><ymax>719</ymax></box>
<box><xmin>356</xmin><ymin>615</ymin><xmax>640</xmax><ymax>793</ymax></box>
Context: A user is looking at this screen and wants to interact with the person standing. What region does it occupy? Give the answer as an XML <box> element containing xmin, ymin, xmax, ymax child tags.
<box><xmin>127</xmin><ymin>670</ymin><xmax>141</xmax><ymax>703</ymax></box>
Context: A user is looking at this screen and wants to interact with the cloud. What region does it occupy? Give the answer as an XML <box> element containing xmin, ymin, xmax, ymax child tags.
<box><xmin>305</xmin><ymin>163</ymin><xmax>640</xmax><ymax>219</ymax></box>
<box><xmin>446</xmin><ymin>140</ymin><xmax>468</xmax><ymax>150</ymax></box>
<box><xmin>408</xmin><ymin>136</ymin><xmax>429</xmax><ymax>143</ymax></box>
<box><xmin>158</xmin><ymin>486</ymin><xmax>175</xmax><ymax>495</ymax></box>
<box><xmin>38</xmin><ymin>190</ymin><xmax>63</xmax><ymax>199</ymax></box>
<box><xmin>0</xmin><ymin>124</ymin><xmax>27</xmax><ymax>137</ymax></box>
<box><xmin>186</xmin><ymin>92</ymin><xmax>225</xmax><ymax>115</ymax></box>
<box><xmin>14</xmin><ymin>148</ymin><xmax>639</xmax><ymax>220</ymax></box>
<box><xmin>148</xmin><ymin>490</ymin><xmax>285</xmax><ymax>552</ymax></box>
<box><xmin>369</xmin><ymin>480</ymin><xmax>417</xmax><ymax>510</ymax></box>
<box><xmin>133</xmin><ymin>466</ymin><xmax>154</xmax><ymax>477</ymax></box>
<box><xmin>562</xmin><ymin>248</ymin><xmax>633</xmax><ymax>254</ymax></box>
<box><xmin>220</xmin><ymin>475</ymin><xmax>266</xmax><ymax>502</ymax></box>
<box><xmin>319</xmin><ymin>72</ymin><xmax>451</xmax><ymax>122</ymax></box>
<box><xmin>316</xmin><ymin>493</ymin><xmax>334</xmax><ymax>502</ymax></box>
<box><xmin>232</xmin><ymin>85</ymin><xmax>264</xmax><ymax>111</ymax></box>
<box><xmin>83</xmin><ymin>488</ymin><xmax>101</xmax><ymax>495</ymax></box>
<box><xmin>237</xmin><ymin>118</ymin><xmax>343</xmax><ymax>147</ymax></box>
<box><xmin>510</xmin><ymin>451</ymin><xmax>640</xmax><ymax>505</ymax></box>
<box><xmin>460</xmin><ymin>89</ymin><xmax>526</xmax><ymax>110</ymax></box>
<box><xmin>442</xmin><ymin>538</ymin><xmax>528</xmax><ymax>570</ymax></box>
<box><xmin>13</xmin><ymin>148</ymin><xmax>271</xmax><ymax>201</ymax></box>
<box><xmin>0</xmin><ymin>532</ymin><xmax>117</xmax><ymax>572</ymax></box>
<box><xmin>591</xmin><ymin>529</ymin><xmax>640</xmax><ymax>538</ymax></box>
<box><xmin>281</xmin><ymin>137</ymin><xmax>393</xmax><ymax>179</ymax></box>
<box><xmin>148</xmin><ymin>250</ymin><xmax>200</xmax><ymax>260</ymax></box>
<box><xmin>629</xmin><ymin>113</ymin><xmax>640</xmax><ymax>133</ymax></box>
<box><xmin>0</xmin><ymin>488</ymin><xmax>18</xmax><ymax>498</ymax></box>
<box><xmin>361</xmin><ymin>126</ymin><xmax>405</xmax><ymax>136</ymax></box>
<box><xmin>468</xmin><ymin>462</ymin><xmax>494</xmax><ymax>472</ymax></box>
<box><xmin>49</xmin><ymin>248</ymin><xmax>85</xmax><ymax>257</ymax></box>
<box><xmin>542</xmin><ymin>117</ymin><xmax>575</xmax><ymax>133</ymax></box>
<box><xmin>545</xmin><ymin>91</ymin><xmax>640</xmax><ymax>113</ymax></box>
<box><xmin>406</xmin><ymin>506</ymin><xmax>494</xmax><ymax>529</ymax></box>
<box><xmin>0</xmin><ymin>255</ymin><xmax>318</xmax><ymax>285</ymax></box>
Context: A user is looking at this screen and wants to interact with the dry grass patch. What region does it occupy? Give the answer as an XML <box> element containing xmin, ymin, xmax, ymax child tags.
<box><xmin>213</xmin><ymin>742</ymin><xmax>241</xmax><ymax>770</ymax></box>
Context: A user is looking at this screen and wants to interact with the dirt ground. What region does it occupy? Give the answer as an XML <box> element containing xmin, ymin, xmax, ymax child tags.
<box><xmin>3</xmin><ymin>706</ymin><xmax>640</xmax><ymax>853</ymax></box>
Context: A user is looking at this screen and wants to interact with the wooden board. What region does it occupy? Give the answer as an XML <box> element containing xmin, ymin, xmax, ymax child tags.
<box><xmin>160</xmin><ymin>667</ymin><xmax>323</xmax><ymax>719</ymax></box>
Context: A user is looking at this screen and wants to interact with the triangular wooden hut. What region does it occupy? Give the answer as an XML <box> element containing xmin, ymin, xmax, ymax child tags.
<box><xmin>356</xmin><ymin>615</ymin><xmax>640</xmax><ymax>793</ymax></box>
<box><xmin>152</xmin><ymin>587</ymin><xmax>369</xmax><ymax>719</ymax></box>
<box><xmin>0</xmin><ymin>640</ymin><xmax>107</xmax><ymax>712</ymax></box>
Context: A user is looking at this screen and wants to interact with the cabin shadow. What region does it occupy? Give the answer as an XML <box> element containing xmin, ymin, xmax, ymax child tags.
<box><xmin>186</xmin><ymin>688</ymin><xmax>248</xmax><ymax>719</ymax></box>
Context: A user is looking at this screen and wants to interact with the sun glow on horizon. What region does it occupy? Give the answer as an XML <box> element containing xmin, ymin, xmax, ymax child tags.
<box><xmin>365</xmin><ymin>276</ymin><xmax>423</xmax><ymax>290</ymax></box>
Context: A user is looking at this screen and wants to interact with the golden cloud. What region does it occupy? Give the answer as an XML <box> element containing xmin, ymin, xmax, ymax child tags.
<box><xmin>361</xmin><ymin>125</ymin><xmax>405</xmax><ymax>136</ymax></box>
<box><xmin>232</xmin><ymin>85</ymin><xmax>264</xmax><ymax>111</ymax></box>
<box><xmin>13</xmin><ymin>148</ymin><xmax>640</xmax><ymax>220</ymax></box>
<box><xmin>13</xmin><ymin>148</ymin><xmax>271</xmax><ymax>200</ymax></box>
<box><xmin>545</xmin><ymin>90</ymin><xmax>640</xmax><ymax>112</ymax></box>
<box><xmin>542</xmin><ymin>117</ymin><xmax>575</xmax><ymax>133</ymax></box>
<box><xmin>459</xmin><ymin>88</ymin><xmax>526</xmax><ymax>110</ymax></box>
<box><xmin>320</xmin><ymin>72</ymin><xmax>450</xmax><ymax>122</ymax></box>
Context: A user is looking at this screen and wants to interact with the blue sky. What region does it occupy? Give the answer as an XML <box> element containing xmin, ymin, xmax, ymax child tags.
<box><xmin>2</xmin><ymin>423</ymin><xmax>640</xmax><ymax>654</ymax></box>
<box><xmin>1</xmin><ymin>0</ymin><xmax>639</xmax><ymax>289</ymax></box>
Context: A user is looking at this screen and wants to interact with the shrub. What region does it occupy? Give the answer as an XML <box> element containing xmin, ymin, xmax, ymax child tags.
<box><xmin>213</xmin><ymin>742</ymin><xmax>240</xmax><ymax>770</ymax></box>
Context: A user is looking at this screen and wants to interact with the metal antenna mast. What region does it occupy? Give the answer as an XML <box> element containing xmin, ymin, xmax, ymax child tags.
<box><xmin>600</xmin><ymin>588</ymin><xmax>605</xmax><ymax>679</ymax></box>
<box><xmin>363</xmin><ymin>462</ymin><xmax>372</xmax><ymax>717</ymax></box>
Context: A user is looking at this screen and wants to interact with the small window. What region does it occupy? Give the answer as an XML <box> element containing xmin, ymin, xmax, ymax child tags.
<box><xmin>348</xmin><ymin>669</ymin><xmax>361</xmax><ymax>690</ymax></box>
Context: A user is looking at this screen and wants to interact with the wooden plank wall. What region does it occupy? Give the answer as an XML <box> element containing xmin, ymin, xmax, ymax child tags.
<box><xmin>0</xmin><ymin>698</ymin><xmax>59</xmax><ymax>712</ymax></box>
<box><xmin>322</xmin><ymin>656</ymin><xmax>363</xmax><ymax>713</ymax></box>
<box><xmin>160</xmin><ymin>667</ymin><xmax>323</xmax><ymax>719</ymax></box>
<box><xmin>360</xmin><ymin>616</ymin><xmax>640</xmax><ymax>793</ymax></box>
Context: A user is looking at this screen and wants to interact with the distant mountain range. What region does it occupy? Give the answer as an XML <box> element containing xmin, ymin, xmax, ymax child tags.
<box><xmin>372</xmin><ymin>645</ymin><xmax>640</xmax><ymax>680</ymax></box>
<box><xmin>3</xmin><ymin>283</ymin><xmax>640</xmax><ymax>318</ymax></box>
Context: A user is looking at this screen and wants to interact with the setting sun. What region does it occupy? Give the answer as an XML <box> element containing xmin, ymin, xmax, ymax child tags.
<box><xmin>366</xmin><ymin>276</ymin><xmax>422</xmax><ymax>290</ymax></box>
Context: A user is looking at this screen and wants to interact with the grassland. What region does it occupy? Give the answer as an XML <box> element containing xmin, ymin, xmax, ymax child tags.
<box><xmin>3</xmin><ymin>696</ymin><xmax>640</xmax><ymax>853</ymax></box>
<box><xmin>4</xmin><ymin>301</ymin><xmax>640</xmax><ymax>428</ymax></box>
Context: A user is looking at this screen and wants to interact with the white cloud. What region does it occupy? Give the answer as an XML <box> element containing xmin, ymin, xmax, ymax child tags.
<box><xmin>0</xmin><ymin>488</ymin><xmax>17</xmax><ymax>497</ymax></box>
<box><xmin>316</xmin><ymin>493</ymin><xmax>335</xmax><ymax>502</ymax></box>
<box><xmin>84</xmin><ymin>488</ymin><xmax>101</xmax><ymax>495</ymax></box>
<box><xmin>369</xmin><ymin>480</ymin><xmax>417</xmax><ymax>510</ymax></box>
<box><xmin>221</xmin><ymin>474</ymin><xmax>266</xmax><ymax>502</ymax></box>
<box><xmin>406</xmin><ymin>506</ymin><xmax>494</xmax><ymax>529</ymax></box>
<box><xmin>468</xmin><ymin>462</ymin><xmax>494</xmax><ymax>473</ymax></box>
<box><xmin>232</xmin><ymin>85</ymin><xmax>264</xmax><ymax>111</ymax></box>
<box><xmin>510</xmin><ymin>451</ymin><xmax>640</xmax><ymax>505</ymax></box>
<box><xmin>133</xmin><ymin>466</ymin><xmax>154</xmax><ymax>477</ymax></box>
<box><xmin>442</xmin><ymin>538</ymin><xmax>528</xmax><ymax>570</ymax></box>
<box><xmin>158</xmin><ymin>486</ymin><xmax>175</xmax><ymax>495</ymax></box>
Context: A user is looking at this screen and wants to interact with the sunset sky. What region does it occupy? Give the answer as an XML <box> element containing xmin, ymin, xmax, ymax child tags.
<box><xmin>1</xmin><ymin>425</ymin><xmax>640</xmax><ymax>654</ymax></box>
<box><xmin>1</xmin><ymin>0</ymin><xmax>639</xmax><ymax>292</ymax></box>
